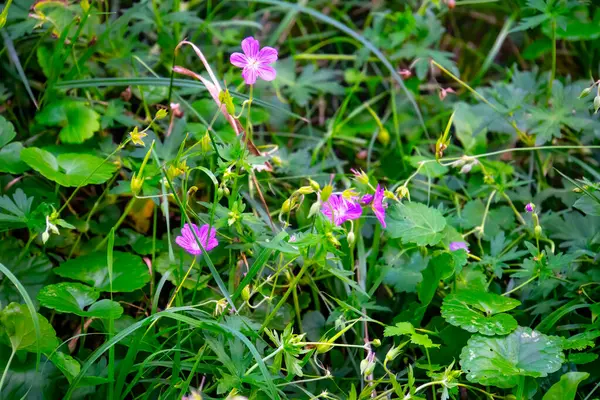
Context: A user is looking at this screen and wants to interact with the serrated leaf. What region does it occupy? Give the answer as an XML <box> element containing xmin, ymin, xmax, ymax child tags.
<box><xmin>53</xmin><ymin>251</ymin><xmax>150</xmax><ymax>292</ymax></box>
<box><xmin>542</xmin><ymin>372</ymin><xmax>589</xmax><ymax>400</ymax></box>
<box><xmin>460</xmin><ymin>327</ymin><xmax>565</xmax><ymax>388</ymax></box>
<box><xmin>0</xmin><ymin>115</ymin><xmax>16</xmax><ymax>148</ymax></box>
<box><xmin>38</xmin><ymin>282</ymin><xmax>123</xmax><ymax>318</ymax></box>
<box><xmin>380</xmin><ymin>249</ymin><xmax>428</xmax><ymax>294</ymax></box>
<box><xmin>441</xmin><ymin>290</ymin><xmax>520</xmax><ymax>335</ymax></box>
<box><xmin>567</xmin><ymin>353</ymin><xmax>598</xmax><ymax>364</ymax></box>
<box><xmin>35</xmin><ymin>100</ymin><xmax>100</xmax><ymax>144</ymax></box>
<box><xmin>561</xmin><ymin>330</ymin><xmax>600</xmax><ymax>350</ymax></box>
<box><xmin>411</xmin><ymin>333</ymin><xmax>439</xmax><ymax>348</ymax></box>
<box><xmin>0</xmin><ymin>189</ymin><xmax>34</xmax><ymax>232</ymax></box>
<box><xmin>21</xmin><ymin>147</ymin><xmax>117</xmax><ymax>187</ymax></box>
<box><xmin>0</xmin><ymin>302</ymin><xmax>58</xmax><ymax>353</ymax></box>
<box><xmin>387</xmin><ymin>203</ymin><xmax>447</xmax><ymax>246</ymax></box>
<box><xmin>384</xmin><ymin>322</ymin><xmax>415</xmax><ymax>337</ymax></box>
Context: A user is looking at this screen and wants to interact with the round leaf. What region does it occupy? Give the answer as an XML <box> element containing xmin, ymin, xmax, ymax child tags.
<box><xmin>21</xmin><ymin>147</ymin><xmax>117</xmax><ymax>187</ymax></box>
<box><xmin>460</xmin><ymin>327</ymin><xmax>565</xmax><ymax>388</ymax></box>
<box><xmin>442</xmin><ymin>290</ymin><xmax>521</xmax><ymax>335</ymax></box>
<box><xmin>0</xmin><ymin>302</ymin><xmax>58</xmax><ymax>353</ymax></box>
<box><xmin>35</xmin><ymin>100</ymin><xmax>100</xmax><ymax>144</ymax></box>
<box><xmin>53</xmin><ymin>251</ymin><xmax>150</xmax><ymax>292</ymax></box>
<box><xmin>38</xmin><ymin>282</ymin><xmax>123</xmax><ymax>318</ymax></box>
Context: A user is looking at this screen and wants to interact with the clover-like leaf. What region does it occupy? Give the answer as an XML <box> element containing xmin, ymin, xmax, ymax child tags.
<box><xmin>0</xmin><ymin>302</ymin><xmax>58</xmax><ymax>353</ymax></box>
<box><xmin>53</xmin><ymin>251</ymin><xmax>150</xmax><ymax>292</ymax></box>
<box><xmin>38</xmin><ymin>282</ymin><xmax>123</xmax><ymax>318</ymax></box>
<box><xmin>460</xmin><ymin>326</ymin><xmax>565</xmax><ymax>388</ymax></box>
<box><xmin>21</xmin><ymin>148</ymin><xmax>117</xmax><ymax>187</ymax></box>
<box><xmin>387</xmin><ymin>203</ymin><xmax>447</xmax><ymax>246</ymax></box>
<box><xmin>441</xmin><ymin>290</ymin><xmax>521</xmax><ymax>335</ymax></box>
<box><xmin>35</xmin><ymin>100</ymin><xmax>100</xmax><ymax>144</ymax></box>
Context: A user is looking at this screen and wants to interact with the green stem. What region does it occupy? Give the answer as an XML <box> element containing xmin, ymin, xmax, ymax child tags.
<box><xmin>503</xmin><ymin>274</ymin><xmax>539</xmax><ymax>296</ymax></box>
<box><xmin>0</xmin><ymin>349</ymin><xmax>16</xmax><ymax>393</ymax></box>
<box><xmin>549</xmin><ymin>19</ymin><xmax>557</xmax><ymax>98</ymax></box>
<box><xmin>245</xmin><ymin>346</ymin><xmax>283</xmax><ymax>375</ymax></box>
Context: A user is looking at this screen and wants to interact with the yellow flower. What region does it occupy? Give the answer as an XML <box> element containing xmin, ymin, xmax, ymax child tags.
<box><xmin>129</xmin><ymin>126</ymin><xmax>147</xmax><ymax>146</ymax></box>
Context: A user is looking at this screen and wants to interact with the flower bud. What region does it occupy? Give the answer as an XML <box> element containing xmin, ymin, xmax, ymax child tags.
<box><xmin>241</xmin><ymin>285</ymin><xmax>251</xmax><ymax>301</ymax></box>
<box><xmin>201</xmin><ymin>132</ymin><xmax>212</xmax><ymax>153</ymax></box>
<box><xmin>385</xmin><ymin>345</ymin><xmax>402</xmax><ymax>362</ymax></box>
<box><xmin>579</xmin><ymin>86</ymin><xmax>593</xmax><ymax>99</ymax></box>
<box><xmin>371</xmin><ymin>339</ymin><xmax>381</xmax><ymax>347</ymax></box>
<box><xmin>378</xmin><ymin>128</ymin><xmax>390</xmax><ymax>146</ymax></box>
<box><xmin>384</xmin><ymin>190</ymin><xmax>396</xmax><ymax>200</ymax></box>
<box><xmin>308</xmin><ymin>201</ymin><xmax>321</xmax><ymax>218</ymax></box>
<box><xmin>534</xmin><ymin>225</ymin><xmax>542</xmax><ymax>238</ymax></box>
<box><xmin>155</xmin><ymin>108</ymin><xmax>168</xmax><ymax>120</ymax></box>
<box><xmin>281</xmin><ymin>198</ymin><xmax>292</xmax><ymax>213</ymax></box>
<box><xmin>131</xmin><ymin>175</ymin><xmax>144</xmax><ymax>195</ymax></box>
<box><xmin>326</xmin><ymin>232</ymin><xmax>341</xmax><ymax>247</ymax></box>
<box><xmin>218</xmin><ymin>89</ymin><xmax>236</xmax><ymax>115</ymax></box>
<box><xmin>316</xmin><ymin>342</ymin><xmax>333</xmax><ymax>354</ymax></box>
<box><xmin>360</xmin><ymin>358</ymin><xmax>376</xmax><ymax>377</ymax></box>
<box><xmin>594</xmin><ymin>96</ymin><xmax>600</xmax><ymax>113</ymax></box>
<box><xmin>309</xmin><ymin>179</ymin><xmax>321</xmax><ymax>191</ymax></box>
<box><xmin>297</xmin><ymin>186</ymin><xmax>314</xmax><ymax>195</ymax></box>
<box><xmin>347</xmin><ymin>231</ymin><xmax>355</xmax><ymax>246</ymax></box>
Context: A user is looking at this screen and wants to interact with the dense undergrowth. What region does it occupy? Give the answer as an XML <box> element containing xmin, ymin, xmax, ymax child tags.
<box><xmin>1</xmin><ymin>0</ymin><xmax>600</xmax><ymax>399</ymax></box>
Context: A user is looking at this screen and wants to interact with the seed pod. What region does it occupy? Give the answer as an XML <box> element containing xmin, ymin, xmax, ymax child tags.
<box><xmin>579</xmin><ymin>86</ymin><xmax>593</xmax><ymax>99</ymax></box>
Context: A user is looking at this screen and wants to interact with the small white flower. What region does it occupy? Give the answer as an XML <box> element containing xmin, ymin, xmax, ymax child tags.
<box><xmin>42</xmin><ymin>216</ymin><xmax>60</xmax><ymax>244</ymax></box>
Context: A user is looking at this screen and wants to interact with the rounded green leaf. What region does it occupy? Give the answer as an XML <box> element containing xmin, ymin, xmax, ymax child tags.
<box><xmin>53</xmin><ymin>251</ymin><xmax>150</xmax><ymax>292</ymax></box>
<box><xmin>0</xmin><ymin>142</ymin><xmax>30</xmax><ymax>174</ymax></box>
<box><xmin>0</xmin><ymin>302</ymin><xmax>58</xmax><ymax>353</ymax></box>
<box><xmin>37</xmin><ymin>282</ymin><xmax>123</xmax><ymax>318</ymax></box>
<box><xmin>460</xmin><ymin>327</ymin><xmax>565</xmax><ymax>388</ymax></box>
<box><xmin>35</xmin><ymin>100</ymin><xmax>100</xmax><ymax>144</ymax></box>
<box><xmin>0</xmin><ymin>115</ymin><xmax>16</xmax><ymax>148</ymax></box>
<box><xmin>542</xmin><ymin>372</ymin><xmax>589</xmax><ymax>400</ymax></box>
<box><xmin>442</xmin><ymin>290</ymin><xmax>521</xmax><ymax>335</ymax></box>
<box><xmin>20</xmin><ymin>147</ymin><xmax>117</xmax><ymax>187</ymax></box>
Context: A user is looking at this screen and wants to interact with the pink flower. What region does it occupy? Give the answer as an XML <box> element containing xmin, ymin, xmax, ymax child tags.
<box><xmin>449</xmin><ymin>241</ymin><xmax>469</xmax><ymax>252</ymax></box>
<box><xmin>371</xmin><ymin>184</ymin><xmax>387</xmax><ymax>228</ymax></box>
<box><xmin>525</xmin><ymin>203</ymin><xmax>535</xmax><ymax>213</ymax></box>
<box><xmin>321</xmin><ymin>195</ymin><xmax>362</xmax><ymax>226</ymax></box>
<box><xmin>439</xmin><ymin>87</ymin><xmax>455</xmax><ymax>101</ymax></box>
<box><xmin>361</xmin><ymin>194</ymin><xmax>374</xmax><ymax>204</ymax></box>
<box><xmin>230</xmin><ymin>37</ymin><xmax>278</xmax><ymax>85</ymax></box>
<box><xmin>399</xmin><ymin>69</ymin><xmax>412</xmax><ymax>78</ymax></box>
<box><xmin>175</xmin><ymin>223</ymin><xmax>218</xmax><ymax>255</ymax></box>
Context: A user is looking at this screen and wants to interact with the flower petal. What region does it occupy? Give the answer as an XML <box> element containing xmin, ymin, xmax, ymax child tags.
<box><xmin>241</xmin><ymin>37</ymin><xmax>259</xmax><ymax>58</ymax></box>
<box><xmin>257</xmin><ymin>64</ymin><xmax>276</xmax><ymax>81</ymax></box>
<box><xmin>230</xmin><ymin>52</ymin><xmax>249</xmax><ymax>68</ymax></box>
<box><xmin>257</xmin><ymin>46</ymin><xmax>278</xmax><ymax>64</ymax></box>
<box><xmin>242</xmin><ymin>66</ymin><xmax>258</xmax><ymax>85</ymax></box>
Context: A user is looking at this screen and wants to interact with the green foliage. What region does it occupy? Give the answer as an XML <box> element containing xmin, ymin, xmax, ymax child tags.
<box><xmin>387</xmin><ymin>202</ymin><xmax>447</xmax><ymax>246</ymax></box>
<box><xmin>36</xmin><ymin>100</ymin><xmax>100</xmax><ymax>144</ymax></box>
<box><xmin>38</xmin><ymin>282</ymin><xmax>124</xmax><ymax>318</ymax></box>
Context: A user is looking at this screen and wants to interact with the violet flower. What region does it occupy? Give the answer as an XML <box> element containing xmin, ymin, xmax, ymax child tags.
<box><xmin>230</xmin><ymin>37</ymin><xmax>278</xmax><ymax>85</ymax></box>
<box><xmin>449</xmin><ymin>241</ymin><xmax>469</xmax><ymax>253</ymax></box>
<box><xmin>361</xmin><ymin>194</ymin><xmax>374</xmax><ymax>204</ymax></box>
<box><xmin>371</xmin><ymin>184</ymin><xmax>387</xmax><ymax>228</ymax></box>
<box><xmin>321</xmin><ymin>194</ymin><xmax>362</xmax><ymax>226</ymax></box>
<box><xmin>175</xmin><ymin>223</ymin><xmax>218</xmax><ymax>255</ymax></box>
<box><xmin>525</xmin><ymin>203</ymin><xmax>535</xmax><ymax>213</ymax></box>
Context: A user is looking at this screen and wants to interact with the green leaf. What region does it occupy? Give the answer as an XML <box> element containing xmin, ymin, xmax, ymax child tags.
<box><xmin>0</xmin><ymin>115</ymin><xmax>16</xmax><ymax>148</ymax></box>
<box><xmin>573</xmin><ymin>193</ymin><xmax>600</xmax><ymax>216</ymax></box>
<box><xmin>460</xmin><ymin>327</ymin><xmax>565</xmax><ymax>388</ymax></box>
<box><xmin>384</xmin><ymin>322</ymin><xmax>415</xmax><ymax>337</ymax></box>
<box><xmin>38</xmin><ymin>282</ymin><xmax>124</xmax><ymax>318</ymax></box>
<box><xmin>418</xmin><ymin>253</ymin><xmax>454</xmax><ymax>306</ymax></box>
<box><xmin>387</xmin><ymin>203</ymin><xmax>447</xmax><ymax>246</ymax></box>
<box><xmin>441</xmin><ymin>290</ymin><xmax>520</xmax><ymax>335</ymax></box>
<box><xmin>380</xmin><ymin>249</ymin><xmax>428</xmax><ymax>294</ymax></box>
<box><xmin>0</xmin><ymin>142</ymin><xmax>30</xmax><ymax>174</ymax></box>
<box><xmin>567</xmin><ymin>353</ymin><xmax>598</xmax><ymax>364</ymax></box>
<box><xmin>410</xmin><ymin>333</ymin><xmax>439</xmax><ymax>348</ymax></box>
<box><xmin>0</xmin><ymin>189</ymin><xmax>34</xmax><ymax>232</ymax></box>
<box><xmin>0</xmin><ymin>302</ymin><xmax>58</xmax><ymax>353</ymax></box>
<box><xmin>561</xmin><ymin>330</ymin><xmax>600</xmax><ymax>350</ymax></box>
<box><xmin>542</xmin><ymin>372</ymin><xmax>589</xmax><ymax>400</ymax></box>
<box><xmin>21</xmin><ymin>147</ymin><xmax>117</xmax><ymax>187</ymax></box>
<box><xmin>53</xmin><ymin>251</ymin><xmax>150</xmax><ymax>292</ymax></box>
<box><xmin>49</xmin><ymin>352</ymin><xmax>81</xmax><ymax>383</ymax></box>
<box><xmin>35</xmin><ymin>100</ymin><xmax>100</xmax><ymax>144</ymax></box>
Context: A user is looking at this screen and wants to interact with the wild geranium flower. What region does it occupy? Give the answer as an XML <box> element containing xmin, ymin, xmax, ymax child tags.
<box><xmin>175</xmin><ymin>223</ymin><xmax>218</xmax><ymax>255</ymax></box>
<box><xmin>321</xmin><ymin>194</ymin><xmax>362</xmax><ymax>226</ymax></box>
<box><xmin>449</xmin><ymin>241</ymin><xmax>469</xmax><ymax>252</ymax></box>
<box><xmin>525</xmin><ymin>203</ymin><xmax>535</xmax><ymax>213</ymax></box>
<box><xmin>230</xmin><ymin>37</ymin><xmax>278</xmax><ymax>85</ymax></box>
<box><xmin>371</xmin><ymin>184</ymin><xmax>387</xmax><ymax>228</ymax></box>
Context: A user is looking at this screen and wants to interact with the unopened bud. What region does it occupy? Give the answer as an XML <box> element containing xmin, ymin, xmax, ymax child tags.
<box><xmin>384</xmin><ymin>190</ymin><xmax>396</xmax><ymax>200</ymax></box>
<box><xmin>281</xmin><ymin>198</ymin><xmax>292</xmax><ymax>213</ymax></box>
<box><xmin>347</xmin><ymin>231</ymin><xmax>355</xmax><ymax>246</ymax></box>
<box><xmin>308</xmin><ymin>201</ymin><xmax>321</xmax><ymax>218</ymax></box>
<box><xmin>371</xmin><ymin>339</ymin><xmax>381</xmax><ymax>347</ymax></box>
<box><xmin>360</xmin><ymin>358</ymin><xmax>376</xmax><ymax>377</ymax></box>
<box><xmin>316</xmin><ymin>342</ymin><xmax>333</xmax><ymax>354</ymax></box>
<box><xmin>594</xmin><ymin>96</ymin><xmax>600</xmax><ymax>113</ymax></box>
<box><xmin>385</xmin><ymin>345</ymin><xmax>402</xmax><ymax>362</ymax></box>
<box><xmin>241</xmin><ymin>285</ymin><xmax>251</xmax><ymax>301</ymax></box>
<box><xmin>131</xmin><ymin>175</ymin><xmax>143</xmax><ymax>195</ymax></box>
<box><xmin>297</xmin><ymin>186</ymin><xmax>314</xmax><ymax>195</ymax></box>
<box><xmin>534</xmin><ymin>225</ymin><xmax>542</xmax><ymax>238</ymax></box>
<box><xmin>378</xmin><ymin>128</ymin><xmax>390</xmax><ymax>146</ymax></box>
<box><xmin>309</xmin><ymin>179</ymin><xmax>321</xmax><ymax>191</ymax></box>
<box><xmin>201</xmin><ymin>132</ymin><xmax>212</xmax><ymax>153</ymax></box>
<box><xmin>579</xmin><ymin>86</ymin><xmax>593</xmax><ymax>99</ymax></box>
<box><xmin>396</xmin><ymin>186</ymin><xmax>409</xmax><ymax>199</ymax></box>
